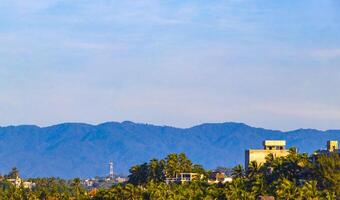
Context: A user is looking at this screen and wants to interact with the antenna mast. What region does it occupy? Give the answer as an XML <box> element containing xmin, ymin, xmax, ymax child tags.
<box><xmin>109</xmin><ymin>161</ymin><xmax>114</xmax><ymax>179</ymax></box>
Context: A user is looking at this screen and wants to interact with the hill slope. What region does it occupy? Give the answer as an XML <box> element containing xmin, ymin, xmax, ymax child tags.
<box><xmin>0</xmin><ymin>121</ymin><xmax>339</xmax><ymax>178</ymax></box>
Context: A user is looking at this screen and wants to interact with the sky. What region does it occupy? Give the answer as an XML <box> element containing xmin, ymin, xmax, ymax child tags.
<box><xmin>0</xmin><ymin>0</ymin><xmax>340</xmax><ymax>130</ymax></box>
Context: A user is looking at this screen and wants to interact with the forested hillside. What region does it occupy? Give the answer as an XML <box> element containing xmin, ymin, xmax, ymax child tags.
<box><xmin>0</xmin><ymin>121</ymin><xmax>339</xmax><ymax>178</ymax></box>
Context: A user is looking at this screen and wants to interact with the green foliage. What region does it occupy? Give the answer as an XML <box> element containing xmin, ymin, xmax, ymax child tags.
<box><xmin>5</xmin><ymin>167</ymin><xmax>20</xmax><ymax>179</ymax></box>
<box><xmin>0</xmin><ymin>151</ymin><xmax>339</xmax><ymax>199</ymax></box>
<box><xmin>165</xmin><ymin>153</ymin><xmax>192</xmax><ymax>178</ymax></box>
<box><xmin>312</xmin><ymin>153</ymin><xmax>340</xmax><ymax>195</ymax></box>
<box><xmin>231</xmin><ymin>164</ymin><xmax>244</xmax><ymax>178</ymax></box>
<box><xmin>128</xmin><ymin>163</ymin><xmax>150</xmax><ymax>185</ymax></box>
<box><xmin>128</xmin><ymin>153</ymin><xmax>202</xmax><ymax>185</ymax></box>
<box><xmin>148</xmin><ymin>159</ymin><xmax>166</xmax><ymax>183</ymax></box>
<box><xmin>95</xmin><ymin>151</ymin><xmax>339</xmax><ymax>199</ymax></box>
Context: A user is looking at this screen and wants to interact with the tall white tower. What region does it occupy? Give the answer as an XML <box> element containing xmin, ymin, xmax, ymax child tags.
<box><xmin>109</xmin><ymin>161</ymin><xmax>114</xmax><ymax>179</ymax></box>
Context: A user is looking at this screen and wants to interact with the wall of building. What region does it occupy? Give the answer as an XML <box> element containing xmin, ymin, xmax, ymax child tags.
<box><xmin>245</xmin><ymin>149</ymin><xmax>290</xmax><ymax>168</ymax></box>
<box><xmin>327</xmin><ymin>141</ymin><xmax>338</xmax><ymax>152</ymax></box>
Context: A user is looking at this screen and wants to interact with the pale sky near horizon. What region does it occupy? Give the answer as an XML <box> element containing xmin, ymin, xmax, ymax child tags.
<box><xmin>0</xmin><ymin>0</ymin><xmax>340</xmax><ymax>130</ymax></box>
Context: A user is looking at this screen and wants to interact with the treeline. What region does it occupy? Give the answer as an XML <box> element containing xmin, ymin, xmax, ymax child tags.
<box><xmin>0</xmin><ymin>169</ymin><xmax>86</xmax><ymax>200</ymax></box>
<box><xmin>94</xmin><ymin>150</ymin><xmax>339</xmax><ymax>200</ymax></box>
<box><xmin>128</xmin><ymin>153</ymin><xmax>205</xmax><ymax>185</ymax></box>
<box><xmin>0</xmin><ymin>150</ymin><xmax>339</xmax><ymax>199</ymax></box>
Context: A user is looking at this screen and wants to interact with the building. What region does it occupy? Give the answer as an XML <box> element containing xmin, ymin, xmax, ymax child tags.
<box><xmin>115</xmin><ymin>177</ymin><xmax>128</xmax><ymax>183</ymax></box>
<box><xmin>22</xmin><ymin>181</ymin><xmax>35</xmax><ymax>189</ymax></box>
<box><xmin>165</xmin><ymin>173</ymin><xmax>202</xmax><ymax>184</ymax></box>
<box><xmin>245</xmin><ymin>140</ymin><xmax>290</xmax><ymax>169</ymax></box>
<box><xmin>327</xmin><ymin>140</ymin><xmax>338</xmax><ymax>152</ymax></box>
<box><xmin>208</xmin><ymin>171</ymin><xmax>232</xmax><ymax>184</ymax></box>
<box><xmin>7</xmin><ymin>177</ymin><xmax>22</xmax><ymax>187</ymax></box>
<box><xmin>83</xmin><ymin>179</ymin><xmax>95</xmax><ymax>187</ymax></box>
<box><xmin>7</xmin><ymin>177</ymin><xmax>35</xmax><ymax>189</ymax></box>
<box><xmin>179</xmin><ymin>173</ymin><xmax>201</xmax><ymax>183</ymax></box>
<box><xmin>314</xmin><ymin>140</ymin><xmax>339</xmax><ymax>156</ymax></box>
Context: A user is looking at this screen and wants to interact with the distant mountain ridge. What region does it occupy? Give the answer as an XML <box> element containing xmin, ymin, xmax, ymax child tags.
<box><xmin>0</xmin><ymin>121</ymin><xmax>339</xmax><ymax>178</ymax></box>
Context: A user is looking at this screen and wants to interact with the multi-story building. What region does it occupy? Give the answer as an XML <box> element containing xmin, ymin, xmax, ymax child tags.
<box><xmin>314</xmin><ymin>140</ymin><xmax>339</xmax><ymax>156</ymax></box>
<box><xmin>327</xmin><ymin>140</ymin><xmax>338</xmax><ymax>152</ymax></box>
<box><xmin>245</xmin><ymin>140</ymin><xmax>291</xmax><ymax>169</ymax></box>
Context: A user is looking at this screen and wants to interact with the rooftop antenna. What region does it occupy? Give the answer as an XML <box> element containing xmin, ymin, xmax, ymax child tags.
<box><xmin>109</xmin><ymin>161</ymin><xmax>114</xmax><ymax>179</ymax></box>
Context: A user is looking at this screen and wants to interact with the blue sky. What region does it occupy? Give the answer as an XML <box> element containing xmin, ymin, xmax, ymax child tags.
<box><xmin>0</xmin><ymin>0</ymin><xmax>340</xmax><ymax>130</ymax></box>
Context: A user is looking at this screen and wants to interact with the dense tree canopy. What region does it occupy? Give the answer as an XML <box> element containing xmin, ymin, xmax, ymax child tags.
<box><xmin>0</xmin><ymin>152</ymin><xmax>338</xmax><ymax>199</ymax></box>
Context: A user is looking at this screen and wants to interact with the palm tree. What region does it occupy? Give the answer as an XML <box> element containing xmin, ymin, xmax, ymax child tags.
<box><xmin>7</xmin><ymin>167</ymin><xmax>20</xmax><ymax>179</ymax></box>
<box><xmin>299</xmin><ymin>180</ymin><xmax>320</xmax><ymax>199</ymax></box>
<box><xmin>123</xmin><ymin>183</ymin><xmax>141</xmax><ymax>200</ymax></box>
<box><xmin>178</xmin><ymin>153</ymin><xmax>192</xmax><ymax>173</ymax></box>
<box><xmin>128</xmin><ymin>163</ymin><xmax>149</xmax><ymax>185</ymax></box>
<box><xmin>231</xmin><ymin>165</ymin><xmax>244</xmax><ymax>178</ymax></box>
<box><xmin>246</xmin><ymin>161</ymin><xmax>261</xmax><ymax>179</ymax></box>
<box><xmin>312</xmin><ymin>153</ymin><xmax>340</xmax><ymax>194</ymax></box>
<box><xmin>71</xmin><ymin>178</ymin><xmax>82</xmax><ymax>199</ymax></box>
<box><xmin>275</xmin><ymin>178</ymin><xmax>298</xmax><ymax>200</ymax></box>
<box><xmin>148</xmin><ymin>159</ymin><xmax>165</xmax><ymax>183</ymax></box>
<box><xmin>165</xmin><ymin>154</ymin><xmax>180</xmax><ymax>178</ymax></box>
<box><xmin>226</xmin><ymin>178</ymin><xmax>254</xmax><ymax>200</ymax></box>
<box><xmin>251</xmin><ymin>175</ymin><xmax>267</xmax><ymax>198</ymax></box>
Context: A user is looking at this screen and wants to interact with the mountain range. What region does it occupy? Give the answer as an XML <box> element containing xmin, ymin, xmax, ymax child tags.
<box><xmin>0</xmin><ymin>121</ymin><xmax>339</xmax><ymax>178</ymax></box>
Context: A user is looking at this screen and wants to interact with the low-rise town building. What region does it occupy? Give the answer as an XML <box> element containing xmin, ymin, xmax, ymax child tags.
<box><xmin>245</xmin><ymin>140</ymin><xmax>291</xmax><ymax>169</ymax></box>
<box><xmin>7</xmin><ymin>176</ymin><xmax>35</xmax><ymax>189</ymax></box>
<box><xmin>208</xmin><ymin>171</ymin><xmax>232</xmax><ymax>184</ymax></box>
<box><xmin>313</xmin><ymin>140</ymin><xmax>339</xmax><ymax>158</ymax></box>
<box><xmin>83</xmin><ymin>178</ymin><xmax>95</xmax><ymax>187</ymax></box>
<box><xmin>116</xmin><ymin>177</ymin><xmax>128</xmax><ymax>183</ymax></box>
<box><xmin>165</xmin><ymin>173</ymin><xmax>203</xmax><ymax>184</ymax></box>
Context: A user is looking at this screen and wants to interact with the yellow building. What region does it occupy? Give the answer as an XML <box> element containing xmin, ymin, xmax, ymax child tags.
<box><xmin>327</xmin><ymin>140</ymin><xmax>338</xmax><ymax>152</ymax></box>
<box><xmin>245</xmin><ymin>140</ymin><xmax>290</xmax><ymax>169</ymax></box>
<box><xmin>314</xmin><ymin>140</ymin><xmax>339</xmax><ymax>156</ymax></box>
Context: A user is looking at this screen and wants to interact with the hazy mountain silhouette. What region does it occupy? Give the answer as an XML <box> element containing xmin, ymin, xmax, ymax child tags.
<box><xmin>0</xmin><ymin>121</ymin><xmax>339</xmax><ymax>178</ymax></box>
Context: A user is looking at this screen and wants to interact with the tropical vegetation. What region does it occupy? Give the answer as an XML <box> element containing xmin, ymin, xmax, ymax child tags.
<box><xmin>0</xmin><ymin>150</ymin><xmax>338</xmax><ymax>199</ymax></box>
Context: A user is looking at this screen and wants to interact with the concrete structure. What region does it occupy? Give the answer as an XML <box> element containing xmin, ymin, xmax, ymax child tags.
<box><xmin>115</xmin><ymin>177</ymin><xmax>128</xmax><ymax>183</ymax></box>
<box><xmin>7</xmin><ymin>177</ymin><xmax>22</xmax><ymax>187</ymax></box>
<box><xmin>165</xmin><ymin>173</ymin><xmax>202</xmax><ymax>184</ymax></box>
<box><xmin>83</xmin><ymin>175</ymin><xmax>128</xmax><ymax>189</ymax></box>
<box><xmin>245</xmin><ymin>140</ymin><xmax>290</xmax><ymax>169</ymax></box>
<box><xmin>327</xmin><ymin>140</ymin><xmax>338</xmax><ymax>152</ymax></box>
<box><xmin>22</xmin><ymin>181</ymin><xmax>35</xmax><ymax>189</ymax></box>
<box><xmin>314</xmin><ymin>140</ymin><xmax>339</xmax><ymax>157</ymax></box>
<box><xmin>84</xmin><ymin>179</ymin><xmax>95</xmax><ymax>187</ymax></box>
<box><xmin>7</xmin><ymin>177</ymin><xmax>35</xmax><ymax>189</ymax></box>
<box><xmin>109</xmin><ymin>161</ymin><xmax>114</xmax><ymax>179</ymax></box>
<box><xmin>208</xmin><ymin>171</ymin><xmax>232</xmax><ymax>184</ymax></box>
<box><xmin>179</xmin><ymin>173</ymin><xmax>200</xmax><ymax>183</ymax></box>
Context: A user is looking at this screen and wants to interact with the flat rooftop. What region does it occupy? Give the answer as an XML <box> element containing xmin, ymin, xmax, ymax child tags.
<box><xmin>263</xmin><ymin>140</ymin><xmax>286</xmax><ymax>146</ymax></box>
